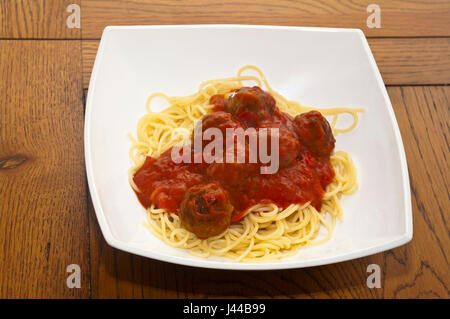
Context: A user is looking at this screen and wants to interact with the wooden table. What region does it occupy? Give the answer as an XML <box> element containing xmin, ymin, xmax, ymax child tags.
<box><xmin>0</xmin><ymin>1</ymin><xmax>448</xmax><ymax>299</ymax></box>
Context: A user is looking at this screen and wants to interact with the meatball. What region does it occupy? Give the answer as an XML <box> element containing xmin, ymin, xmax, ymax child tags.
<box><xmin>193</xmin><ymin>111</ymin><xmax>242</xmax><ymax>146</ymax></box>
<box><xmin>294</xmin><ymin>110</ymin><xmax>335</xmax><ymax>156</ymax></box>
<box><xmin>179</xmin><ymin>183</ymin><xmax>233</xmax><ymax>239</ymax></box>
<box><xmin>258</xmin><ymin>121</ymin><xmax>300</xmax><ymax>168</ymax></box>
<box><xmin>227</xmin><ymin>86</ymin><xmax>276</xmax><ymax>125</ymax></box>
<box><xmin>192</xmin><ymin>111</ymin><xmax>243</xmax><ymax>162</ymax></box>
<box><xmin>209</xmin><ymin>94</ymin><xmax>227</xmax><ymax>112</ymax></box>
<box><xmin>199</xmin><ymin>111</ymin><xmax>242</xmax><ymax>133</ymax></box>
<box><xmin>274</xmin><ymin>109</ymin><xmax>297</xmax><ymax>133</ymax></box>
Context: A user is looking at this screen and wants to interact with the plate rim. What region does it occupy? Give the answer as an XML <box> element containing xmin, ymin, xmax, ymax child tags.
<box><xmin>84</xmin><ymin>24</ymin><xmax>413</xmax><ymax>270</ymax></box>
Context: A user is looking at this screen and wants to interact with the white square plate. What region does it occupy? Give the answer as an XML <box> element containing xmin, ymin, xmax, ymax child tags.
<box><xmin>85</xmin><ymin>25</ymin><xmax>412</xmax><ymax>270</ymax></box>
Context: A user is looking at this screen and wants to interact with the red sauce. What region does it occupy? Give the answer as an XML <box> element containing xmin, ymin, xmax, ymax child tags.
<box><xmin>133</xmin><ymin>88</ymin><xmax>335</xmax><ymax>222</ymax></box>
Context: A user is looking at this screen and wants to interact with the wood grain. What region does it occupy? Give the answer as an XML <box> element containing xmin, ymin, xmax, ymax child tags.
<box><xmin>80</xmin><ymin>38</ymin><xmax>450</xmax><ymax>89</ymax></box>
<box><xmin>0</xmin><ymin>40</ymin><xmax>89</xmax><ymax>298</ymax></box>
<box><xmin>368</xmin><ymin>38</ymin><xmax>450</xmax><ymax>85</ymax></box>
<box><xmin>0</xmin><ymin>1</ymin><xmax>81</xmax><ymax>39</ymax></box>
<box><xmin>81</xmin><ymin>0</ymin><xmax>450</xmax><ymax>39</ymax></box>
<box><xmin>87</xmin><ymin>86</ymin><xmax>449</xmax><ymax>298</ymax></box>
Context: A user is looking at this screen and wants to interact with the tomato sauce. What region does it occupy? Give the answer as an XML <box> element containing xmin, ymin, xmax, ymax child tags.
<box><xmin>133</xmin><ymin>88</ymin><xmax>335</xmax><ymax>222</ymax></box>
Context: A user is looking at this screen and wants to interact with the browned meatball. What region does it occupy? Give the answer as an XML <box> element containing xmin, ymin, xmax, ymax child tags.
<box><xmin>179</xmin><ymin>183</ymin><xmax>233</xmax><ymax>239</ymax></box>
<box><xmin>227</xmin><ymin>86</ymin><xmax>276</xmax><ymax>125</ymax></box>
<box><xmin>294</xmin><ymin>110</ymin><xmax>335</xmax><ymax>156</ymax></box>
<box><xmin>198</xmin><ymin>111</ymin><xmax>242</xmax><ymax>134</ymax></box>
<box><xmin>258</xmin><ymin>121</ymin><xmax>300</xmax><ymax>168</ymax></box>
<box><xmin>192</xmin><ymin>111</ymin><xmax>243</xmax><ymax>153</ymax></box>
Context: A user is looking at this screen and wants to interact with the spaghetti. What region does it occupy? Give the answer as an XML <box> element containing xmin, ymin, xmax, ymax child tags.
<box><xmin>129</xmin><ymin>65</ymin><xmax>363</xmax><ymax>262</ymax></box>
